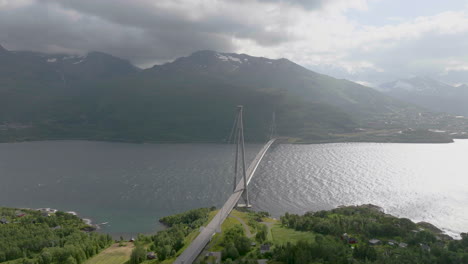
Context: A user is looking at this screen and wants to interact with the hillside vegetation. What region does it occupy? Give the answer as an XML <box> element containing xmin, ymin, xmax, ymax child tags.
<box><xmin>0</xmin><ymin>207</ymin><xmax>113</xmax><ymax>264</ymax></box>
<box><xmin>1</xmin><ymin>46</ymin><xmax>468</xmax><ymax>143</ymax></box>
<box><xmin>83</xmin><ymin>206</ymin><xmax>468</xmax><ymax>264</ymax></box>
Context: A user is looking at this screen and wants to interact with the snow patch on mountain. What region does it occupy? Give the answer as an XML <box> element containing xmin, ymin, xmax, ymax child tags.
<box><xmin>216</xmin><ymin>53</ymin><xmax>242</xmax><ymax>63</ymax></box>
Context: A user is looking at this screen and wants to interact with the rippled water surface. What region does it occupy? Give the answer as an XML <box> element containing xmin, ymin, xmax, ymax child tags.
<box><xmin>0</xmin><ymin>140</ymin><xmax>467</xmax><ymax>238</ymax></box>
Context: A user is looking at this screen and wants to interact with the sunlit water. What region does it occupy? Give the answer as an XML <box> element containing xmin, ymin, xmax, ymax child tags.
<box><xmin>0</xmin><ymin>140</ymin><xmax>467</xmax><ymax>238</ymax></box>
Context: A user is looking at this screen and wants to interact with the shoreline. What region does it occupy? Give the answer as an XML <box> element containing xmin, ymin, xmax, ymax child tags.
<box><xmin>21</xmin><ymin>204</ymin><xmax>463</xmax><ymax>240</ymax></box>
<box><xmin>0</xmin><ymin>137</ymin><xmax>463</xmax><ymax>145</ymax></box>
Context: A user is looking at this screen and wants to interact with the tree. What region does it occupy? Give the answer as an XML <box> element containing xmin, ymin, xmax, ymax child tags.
<box><xmin>222</xmin><ymin>244</ymin><xmax>239</xmax><ymax>260</ymax></box>
<box><xmin>65</xmin><ymin>256</ymin><xmax>77</xmax><ymax>264</ymax></box>
<box><xmin>255</xmin><ymin>225</ymin><xmax>268</xmax><ymax>243</ymax></box>
<box><xmin>129</xmin><ymin>245</ymin><xmax>146</xmax><ymax>264</ymax></box>
<box><xmin>235</xmin><ymin>236</ymin><xmax>251</xmax><ymax>255</ymax></box>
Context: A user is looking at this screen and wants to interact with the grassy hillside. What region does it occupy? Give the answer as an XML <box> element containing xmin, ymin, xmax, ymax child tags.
<box><xmin>84</xmin><ymin>243</ymin><xmax>134</xmax><ymax>264</ymax></box>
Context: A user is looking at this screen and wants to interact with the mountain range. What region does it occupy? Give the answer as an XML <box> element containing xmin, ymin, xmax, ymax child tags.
<box><xmin>0</xmin><ymin>45</ymin><xmax>466</xmax><ymax>143</ymax></box>
<box><xmin>379</xmin><ymin>77</ymin><xmax>468</xmax><ymax>116</ymax></box>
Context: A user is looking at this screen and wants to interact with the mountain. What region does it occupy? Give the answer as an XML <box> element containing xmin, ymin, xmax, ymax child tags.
<box><xmin>0</xmin><ymin>47</ymin><xmax>466</xmax><ymax>143</ymax></box>
<box><xmin>0</xmin><ymin>49</ymin><xmax>139</xmax><ymax>84</ymax></box>
<box><xmin>149</xmin><ymin>50</ymin><xmax>406</xmax><ymax>118</ymax></box>
<box><xmin>379</xmin><ymin>77</ymin><xmax>468</xmax><ymax>116</ymax></box>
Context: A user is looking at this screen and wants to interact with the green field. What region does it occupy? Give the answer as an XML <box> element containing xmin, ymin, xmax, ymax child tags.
<box><xmin>270</xmin><ymin>222</ymin><xmax>315</xmax><ymax>244</ymax></box>
<box><xmin>84</xmin><ymin>243</ymin><xmax>134</xmax><ymax>264</ymax></box>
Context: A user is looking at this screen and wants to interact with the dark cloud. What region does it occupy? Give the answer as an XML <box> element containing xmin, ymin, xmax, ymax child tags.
<box><xmin>0</xmin><ymin>1</ymin><xmax>241</xmax><ymax>64</ymax></box>
<box><xmin>1</xmin><ymin>0</ymin><xmax>468</xmax><ymax>85</ymax></box>
<box><xmin>0</xmin><ymin>0</ymin><xmax>297</xmax><ymax>67</ymax></box>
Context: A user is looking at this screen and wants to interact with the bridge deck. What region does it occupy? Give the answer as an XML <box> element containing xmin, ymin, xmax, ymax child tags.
<box><xmin>173</xmin><ymin>139</ymin><xmax>276</xmax><ymax>264</ymax></box>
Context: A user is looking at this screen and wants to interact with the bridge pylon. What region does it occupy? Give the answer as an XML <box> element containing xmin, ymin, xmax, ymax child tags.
<box><xmin>232</xmin><ymin>105</ymin><xmax>251</xmax><ymax>208</ymax></box>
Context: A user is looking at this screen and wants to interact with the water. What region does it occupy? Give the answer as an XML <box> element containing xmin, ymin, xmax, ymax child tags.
<box><xmin>0</xmin><ymin>140</ymin><xmax>467</xmax><ymax>238</ymax></box>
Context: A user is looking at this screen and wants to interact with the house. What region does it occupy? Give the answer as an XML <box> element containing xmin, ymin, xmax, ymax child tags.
<box><xmin>129</xmin><ymin>237</ymin><xmax>135</xmax><ymax>242</ymax></box>
<box><xmin>341</xmin><ymin>233</ymin><xmax>349</xmax><ymax>241</ymax></box>
<box><xmin>399</xmin><ymin>242</ymin><xmax>408</xmax><ymax>248</ymax></box>
<box><xmin>0</xmin><ymin>218</ymin><xmax>8</xmax><ymax>224</ymax></box>
<box><xmin>260</xmin><ymin>244</ymin><xmax>270</xmax><ymax>254</ymax></box>
<box><xmin>341</xmin><ymin>233</ymin><xmax>358</xmax><ymax>244</ymax></box>
<box><xmin>388</xmin><ymin>240</ymin><xmax>398</xmax><ymax>246</ymax></box>
<box><xmin>147</xmin><ymin>252</ymin><xmax>157</xmax><ymax>260</ymax></box>
<box><xmin>369</xmin><ymin>239</ymin><xmax>381</xmax><ymax>246</ymax></box>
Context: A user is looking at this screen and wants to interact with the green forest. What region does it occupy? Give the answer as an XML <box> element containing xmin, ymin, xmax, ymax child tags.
<box><xmin>274</xmin><ymin>205</ymin><xmax>468</xmax><ymax>263</ymax></box>
<box><xmin>0</xmin><ymin>208</ymin><xmax>113</xmax><ymax>264</ymax></box>
<box><xmin>2</xmin><ymin>206</ymin><xmax>468</xmax><ymax>264</ymax></box>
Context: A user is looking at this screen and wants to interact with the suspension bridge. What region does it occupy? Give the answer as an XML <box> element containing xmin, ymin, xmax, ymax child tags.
<box><xmin>173</xmin><ymin>106</ymin><xmax>277</xmax><ymax>264</ymax></box>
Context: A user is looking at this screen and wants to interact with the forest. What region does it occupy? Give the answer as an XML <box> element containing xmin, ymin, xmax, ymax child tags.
<box><xmin>0</xmin><ymin>207</ymin><xmax>113</xmax><ymax>264</ymax></box>
<box><xmin>3</xmin><ymin>205</ymin><xmax>468</xmax><ymax>264</ymax></box>
<box><xmin>274</xmin><ymin>205</ymin><xmax>468</xmax><ymax>264</ymax></box>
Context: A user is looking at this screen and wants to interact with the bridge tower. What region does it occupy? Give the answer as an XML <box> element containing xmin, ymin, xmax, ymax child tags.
<box><xmin>232</xmin><ymin>105</ymin><xmax>251</xmax><ymax>208</ymax></box>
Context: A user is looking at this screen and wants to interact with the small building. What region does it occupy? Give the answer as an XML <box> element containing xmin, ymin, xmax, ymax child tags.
<box><xmin>388</xmin><ymin>240</ymin><xmax>398</xmax><ymax>246</ymax></box>
<box><xmin>260</xmin><ymin>244</ymin><xmax>270</xmax><ymax>254</ymax></box>
<box><xmin>341</xmin><ymin>233</ymin><xmax>358</xmax><ymax>244</ymax></box>
<box><xmin>0</xmin><ymin>218</ymin><xmax>8</xmax><ymax>224</ymax></box>
<box><xmin>147</xmin><ymin>252</ymin><xmax>157</xmax><ymax>260</ymax></box>
<box><xmin>129</xmin><ymin>237</ymin><xmax>135</xmax><ymax>242</ymax></box>
<box><xmin>369</xmin><ymin>239</ymin><xmax>381</xmax><ymax>246</ymax></box>
<box><xmin>341</xmin><ymin>233</ymin><xmax>349</xmax><ymax>241</ymax></box>
<box><xmin>399</xmin><ymin>242</ymin><xmax>408</xmax><ymax>248</ymax></box>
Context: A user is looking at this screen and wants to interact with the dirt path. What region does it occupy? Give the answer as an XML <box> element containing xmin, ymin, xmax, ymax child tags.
<box><xmin>229</xmin><ymin>215</ymin><xmax>255</xmax><ymax>238</ymax></box>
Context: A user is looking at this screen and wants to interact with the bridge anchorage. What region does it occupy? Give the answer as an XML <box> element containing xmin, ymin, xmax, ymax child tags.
<box><xmin>173</xmin><ymin>106</ymin><xmax>277</xmax><ymax>264</ymax></box>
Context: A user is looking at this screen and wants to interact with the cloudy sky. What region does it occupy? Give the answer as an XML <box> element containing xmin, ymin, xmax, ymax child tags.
<box><xmin>1</xmin><ymin>0</ymin><xmax>468</xmax><ymax>86</ymax></box>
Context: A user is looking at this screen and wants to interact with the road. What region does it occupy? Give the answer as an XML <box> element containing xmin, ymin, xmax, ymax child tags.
<box><xmin>173</xmin><ymin>139</ymin><xmax>276</xmax><ymax>264</ymax></box>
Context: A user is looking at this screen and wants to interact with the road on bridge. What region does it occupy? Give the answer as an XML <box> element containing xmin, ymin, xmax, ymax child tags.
<box><xmin>173</xmin><ymin>138</ymin><xmax>277</xmax><ymax>264</ymax></box>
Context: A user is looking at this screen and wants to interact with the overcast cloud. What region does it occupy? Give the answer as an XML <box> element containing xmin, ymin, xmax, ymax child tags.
<box><xmin>1</xmin><ymin>0</ymin><xmax>468</xmax><ymax>85</ymax></box>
